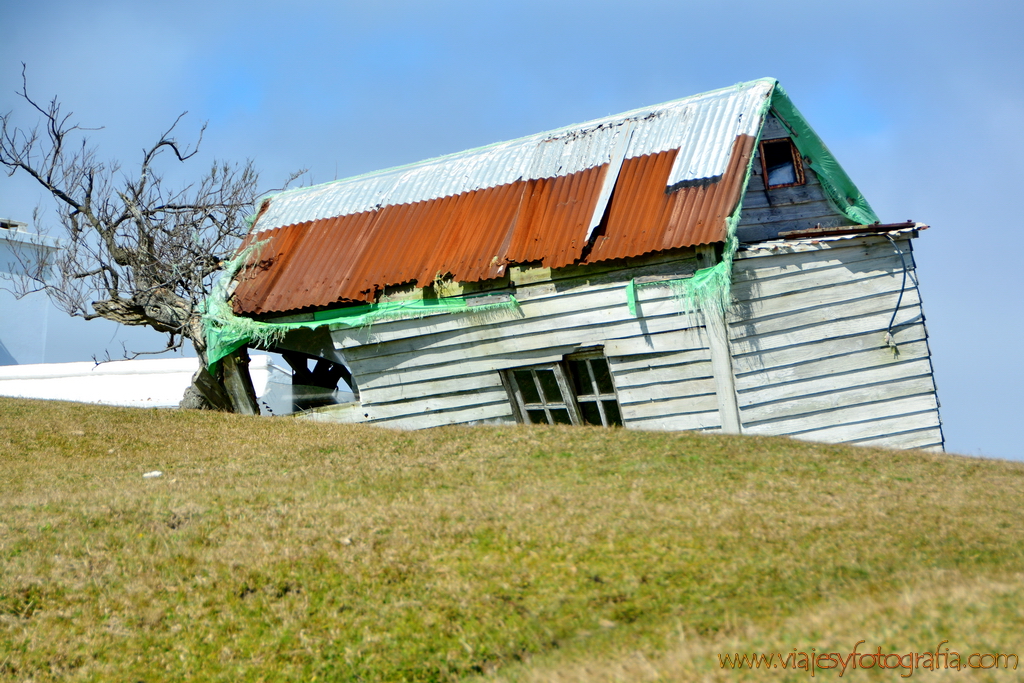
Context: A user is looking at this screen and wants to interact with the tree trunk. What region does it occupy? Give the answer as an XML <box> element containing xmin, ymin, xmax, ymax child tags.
<box><xmin>178</xmin><ymin>312</ymin><xmax>237</xmax><ymax>412</ymax></box>
<box><xmin>181</xmin><ymin>365</ymin><xmax>234</xmax><ymax>411</ymax></box>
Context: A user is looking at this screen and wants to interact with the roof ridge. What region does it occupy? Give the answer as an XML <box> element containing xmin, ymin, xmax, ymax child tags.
<box><xmin>254</xmin><ymin>78</ymin><xmax>779</xmax><ymax>208</ymax></box>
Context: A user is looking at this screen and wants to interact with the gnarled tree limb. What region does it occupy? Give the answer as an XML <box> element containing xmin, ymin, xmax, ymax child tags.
<box><xmin>0</xmin><ymin>65</ymin><xmax>299</xmax><ymax>409</ymax></box>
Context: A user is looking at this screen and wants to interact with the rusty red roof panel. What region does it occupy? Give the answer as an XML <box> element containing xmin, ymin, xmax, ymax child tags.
<box><xmin>585</xmin><ymin>134</ymin><xmax>756</xmax><ymax>264</ymax></box>
<box><xmin>232</xmin><ymin>211</ymin><xmax>380</xmax><ymax>314</ymax></box>
<box><xmin>230</xmin><ymin>141</ymin><xmax>751</xmax><ymax>315</ymax></box>
<box><xmin>507</xmin><ymin>165</ymin><xmax>609</xmax><ymax>268</ymax></box>
<box><xmin>231</xmin><ymin>136</ymin><xmax>751</xmax><ymax>316</ymax></box>
<box><xmin>231</xmin><ymin>165</ymin><xmax>610</xmax><ymax>315</ymax></box>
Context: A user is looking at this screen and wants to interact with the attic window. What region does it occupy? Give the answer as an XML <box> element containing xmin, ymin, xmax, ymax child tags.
<box><xmin>760</xmin><ymin>139</ymin><xmax>805</xmax><ymax>189</ymax></box>
<box><xmin>502</xmin><ymin>353</ymin><xmax>623</xmax><ymax>427</ymax></box>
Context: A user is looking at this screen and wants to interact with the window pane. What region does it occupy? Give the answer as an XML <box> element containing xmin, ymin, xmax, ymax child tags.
<box><xmin>767</xmin><ymin>161</ymin><xmax>796</xmax><ymax>186</ymax></box>
<box><xmin>602</xmin><ymin>400</ymin><xmax>623</xmax><ymax>426</ymax></box>
<box><xmin>514</xmin><ymin>370</ymin><xmax>540</xmax><ymax>404</ymax></box>
<box><xmin>579</xmin><ymin>400</ymin><xmax>602</xmax><ymax>426</ymax></box>
<box><xmin>549</xmin><ymin>408</ymin><xmax>572</xmax><ymax>425</ymax></box>
<box><xmin>590</xmin><ymin>358</ymin><xmax>614</xmax><ymax>394</ymax></box>
<box><xmin>762</xmin><ymin>140</ymin><xmax>798</xmax><ymax>187</ymax></box>
<box><xmin>568</xmin><ymin>359</ymin><xmax>592</xmax><ymax>396</ymax></box>
<box><xmin>527</xmin><ymin>409</ymin><xmax>548</xmax><ymax>424</ymax></box>
<box><xmin>536</xmin><ymin>369</ymin><xmax>563</xmax><ymax>403</ymax></box>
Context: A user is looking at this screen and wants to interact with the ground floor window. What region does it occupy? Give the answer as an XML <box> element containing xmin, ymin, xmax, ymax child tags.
<box><xmin>503</xmin><ymin>353</ymin><xmax>623</xmax><ymax>427</ymax></box>
<box><xmin>566</xmin><ymin>355</ymin><xmax>623</xmax><ymax>427</ymax></box>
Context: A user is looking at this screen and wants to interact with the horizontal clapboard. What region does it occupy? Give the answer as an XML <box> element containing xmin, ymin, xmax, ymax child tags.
<box><xmin>609</xmin><ymin>341</ymin><xmax>720</xmax><ymax>431</ymax></box>
<box><xmin>730</xmin><ymin>236</ymin><xmax>942</xmax><ymax>450</ymax></box>
<box><xmin>340</xmin><ymin>269</ymin><xmax>719</xmax><ymax>431</ymax></box>
<box><xmin>302</xmin><ymin>224</ymin><xmax>941</xmax><ymax>450</ymax></box>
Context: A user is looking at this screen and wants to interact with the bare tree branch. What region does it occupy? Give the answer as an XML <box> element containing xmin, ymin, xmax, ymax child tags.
<box><xmin>0</xmin><ymin>66</ymin><xmax>290</xmax><ymax>408</ymax></box>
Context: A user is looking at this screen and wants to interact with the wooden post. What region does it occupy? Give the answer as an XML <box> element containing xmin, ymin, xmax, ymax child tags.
<box><xmin>697</xmin><ymin>245</ymin><xmax>742</xmax><ymax>435</ymax></box>
<box><xmin>192</xmin><ymin>365</ymin><xmax>234</xmax><ymax>412</ymax></box>
<box><xmin>222</xmin><ymin>347</ymin><xmax>260</xmax><ymax>415</ymax></box>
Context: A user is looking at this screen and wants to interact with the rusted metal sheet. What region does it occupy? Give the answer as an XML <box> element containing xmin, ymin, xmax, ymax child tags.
<box><xmin>232</xmin><ymin>80</ymin><xmax>776</xmax><ymax>316</ymax></box>
<box><xmin>586</xmin><ymin>134</ymin><xmax>757</xmax><ymax>262</ymax></box>
<box><xmin>506</xmin><ymin>165</ymin><xmax>608</xmax><ymax>267</ymax></box>
<box><xmin>253</xmin><ymin>81</ymin><xmax>772</xmax><ymax>234</ymax></box>
<box><xmin>232</xmin><ymin>165</ymin><xmax>610</xmax><ymax>314</ymax></box>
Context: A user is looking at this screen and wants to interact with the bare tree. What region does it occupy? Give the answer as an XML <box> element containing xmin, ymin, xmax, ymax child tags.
<box><xmin>0</xmin><ymin>66</ymin><xmax>273</xmax><ymax>409</ymax></box>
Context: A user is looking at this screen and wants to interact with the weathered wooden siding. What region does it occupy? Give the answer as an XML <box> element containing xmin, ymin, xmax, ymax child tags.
<box><xmin>729</xmin><ymin>234</ymin><xmax>944</xmax><ymax>450</ymax></box>
<box><xmin>736</xmin><ymin>114</ymin><xmax>849</xmax><ymax>242</ymax></box>
<box><xmin>326</xmin><ymin>253</ymin><xmax>719</xmax><ymax>431</ymax></box>
<box><xmin>303</xmin><ymin>229</ymin><xmax>942</xmax><ymax>452</ymax></box>
<box><xmin>607</xmin><ymin>345</ymin><xmax>719</xmax><ymax>432</ymax></box>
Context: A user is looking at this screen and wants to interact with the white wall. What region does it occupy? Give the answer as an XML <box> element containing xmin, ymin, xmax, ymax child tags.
<box><xmin>0</xmin><ymin>230</ymin><xmax>53</xmax><ymax>365</ymax></box>
<box><xmin>0</xmin><ymin>355</ymin><xmax>280</xmax><ymax>409</ymax></box>
<box><xmin>1</xmin><ymin>222</ymin><xmax>162</xmax><ymax>366</ymax></box>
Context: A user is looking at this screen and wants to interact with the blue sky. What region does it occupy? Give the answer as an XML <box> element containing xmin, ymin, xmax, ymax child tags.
<box><xmin>1</xmin><ymin>0</ymin><xmax>1021</xmax><ymax>460</ymax></box>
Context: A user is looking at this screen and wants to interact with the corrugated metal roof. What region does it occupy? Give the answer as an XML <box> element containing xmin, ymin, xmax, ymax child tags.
<box><xmin>232</xmin><ymin>79</ymin><xmax>776</xmax><ymax>316</ymax></box>
<box><xmin>587</xmin><ymin>134</ymin><xmax>756</xmax><ymax>262</ymax></box>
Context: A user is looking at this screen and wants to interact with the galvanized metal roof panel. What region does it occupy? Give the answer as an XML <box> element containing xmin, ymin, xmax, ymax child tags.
<box><xmin>253</xmin><ymin>79</ymin><xmax>773</xmax><ymax>232</ymax></box>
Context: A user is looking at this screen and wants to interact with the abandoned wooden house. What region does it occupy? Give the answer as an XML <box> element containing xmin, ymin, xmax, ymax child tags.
<box><xmin>204</xmin><ymin>78</ymin><xmax>944</xmax><ymax>451</ymax></box>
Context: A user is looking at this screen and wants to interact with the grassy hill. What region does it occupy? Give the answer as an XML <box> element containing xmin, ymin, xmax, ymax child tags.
<box><xmin>1</xmin><ymin>397</ymin><xmax>1022</xmax><ymax>681</ymax></box>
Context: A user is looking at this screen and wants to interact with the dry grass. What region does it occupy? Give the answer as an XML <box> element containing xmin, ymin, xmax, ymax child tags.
<box><xmin>1</xmin><ymin>396</ymin><xmax>1023</xmax><ymax>682</ymax></box>
<box><xmin>484</xmin><ymin>572</ymin><xmax>1024</xmax><ymax>682</ymax></box>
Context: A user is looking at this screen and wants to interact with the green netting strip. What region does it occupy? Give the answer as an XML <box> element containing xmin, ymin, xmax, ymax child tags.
<box><xmin>203</xmin><ymin>295</ymin><xmax>521</xmax><ymax>370</ymax></box>
<box><xmin>626</xmin><ymin>239</ymin><xmax>738</xmax><ymax>321</ymax></box>
<box><xmin>625</xmin><ymin>278</ymin><xmax>639</xmax><ymax>316</ymax></box>
<box><xmin>769</xmin><ymin>84</ymin><xmax>879</xmax><ymax>226</ymax></box>
<box><xmin>680</xmin><ymin>236</ymin><xmax>737</xmax><ymax>318</ymax></box>
<box><xmin>202</xmin><ymin>244</ymin><xmax>520</xmax><ymax>369</ymax></box>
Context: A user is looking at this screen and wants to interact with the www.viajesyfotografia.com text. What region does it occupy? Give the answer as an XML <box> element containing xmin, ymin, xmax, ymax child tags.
<box><xmin>718</xmin><ymin>640</ymin><xmax>1018</xmax><ymax>677</ymax></box>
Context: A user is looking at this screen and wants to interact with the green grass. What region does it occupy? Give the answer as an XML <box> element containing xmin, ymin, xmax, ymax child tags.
<box><xmin>1</xmin><ymin>397</ymin><xmax>1022</xmax><ymax>681</ymax></box>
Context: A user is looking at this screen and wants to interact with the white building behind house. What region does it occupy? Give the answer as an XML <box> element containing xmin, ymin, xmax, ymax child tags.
<box><xmin>0</xmin><ymin>355</ymin><xmax>303</xmax><ymax>411</ymax></box>
<box><xmin>0</xmin><ymin>218</ymin><xmax>56</xmax><ymax>366</ymax></box>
